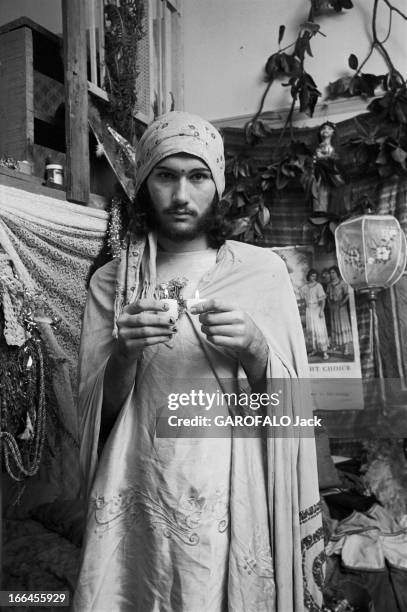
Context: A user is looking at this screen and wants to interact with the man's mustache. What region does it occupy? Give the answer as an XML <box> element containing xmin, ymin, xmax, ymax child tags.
<box><xmin>166</xmin><ymin>206</ymin><xmax>196</xmax><ymax>216</ymax></box>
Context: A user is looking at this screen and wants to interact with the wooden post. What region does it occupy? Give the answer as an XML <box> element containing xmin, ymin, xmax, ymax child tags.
<box><xmin>0</xmin><ymin>26</ymin><xmax>34</xmax><ymax>164</ymax></box>
<box><xmin>62</xmin><ymin>0</ymin><xmax>90</xmax><ymax>204</ymax></box>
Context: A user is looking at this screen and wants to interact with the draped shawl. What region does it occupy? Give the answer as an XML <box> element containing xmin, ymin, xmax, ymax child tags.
<box><xmin>75</xmin><ymin>237</ymin><xmax>324</xmax><ymax>611</ymax></box>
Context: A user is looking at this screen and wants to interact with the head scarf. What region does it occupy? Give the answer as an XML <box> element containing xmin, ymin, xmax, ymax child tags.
<box><xmin>114</xmin><ymin>112</ymin><xmax>225</xmax><ymax>334</ymax></box>
<box><xmin>134</xmin><ymin>111</ymin><xmax>225</xmax><ymax>198</ymax></box>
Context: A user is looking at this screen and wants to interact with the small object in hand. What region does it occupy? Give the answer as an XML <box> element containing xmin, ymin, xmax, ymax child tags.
<box><xmin>160</xmin><ymin>299</ymin><xmax>179</xmax><ymax>321</ymax></box>
<box><xmin>186</xmin><ymin>289</ymin><xmax>205</xmax><ymax>312</ymax></box>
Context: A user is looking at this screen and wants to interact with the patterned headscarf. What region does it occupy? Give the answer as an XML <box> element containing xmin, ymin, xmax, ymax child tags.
<box><xmin>134</xmin><ymin>111</ymin><xmax>225</xmax><ymax>198</ymax></box>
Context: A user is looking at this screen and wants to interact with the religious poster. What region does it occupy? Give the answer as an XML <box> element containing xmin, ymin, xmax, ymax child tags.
<box><xmin>272</xmin><ymin>245</ymin><xmax>364</xmax><ymax>410</ymax></box>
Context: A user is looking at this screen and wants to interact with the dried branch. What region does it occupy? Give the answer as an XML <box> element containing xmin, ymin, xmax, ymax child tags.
<box><xmin>349</xmin><ymin>0</ymin><xmax>405</xmax><ymax>88</ymax></box>
<box><xmin>251</xmin><ymin>79</ymin><xmax>274</xmax><ymax>125</ymax></box>
<box><xmin>367</xmin><ymin>0</ymin><xmax>404</xmax><ymax>82</ymax></box>
<box><xmin>382</xmin><ymin>0</ymin><xmax>407</xmax><ymax>21</ymax></box>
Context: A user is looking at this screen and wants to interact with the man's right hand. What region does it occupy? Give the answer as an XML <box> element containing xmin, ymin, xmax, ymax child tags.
<box><xmin>116</xmin><ymin>299</ymin><xmax>176</xmax><ymax>360</ymax></box>
<box><xmin>102</xmin><ymin>300</ymin><xmax>175</xmax><ymax>433</ymax></box>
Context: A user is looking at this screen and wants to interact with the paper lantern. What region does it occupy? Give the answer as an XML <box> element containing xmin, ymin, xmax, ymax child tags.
<box><xmin>335</xmin><ymin>213</ymin><xmax>407</xmax><ymax>411</ymax></box>
<box><xmin>335</xmin><ymin>214</ymin><xmax>407</xmax><ymax>292</ymax></box>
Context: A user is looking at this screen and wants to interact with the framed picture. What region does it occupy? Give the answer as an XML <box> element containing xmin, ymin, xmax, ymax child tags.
<box><xmin>272</xmin><ymin>245</ymin><xmax>364</xmax><ymax>410</ymax></box>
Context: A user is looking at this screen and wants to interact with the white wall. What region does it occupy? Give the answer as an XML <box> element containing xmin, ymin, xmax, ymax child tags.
<box><xmin>183</xmin><ymin>0</ymin><xmax>407</xmax><ymax>122</ymax></box>
<box><xmin>1</xmin><ymin>1</ymin><xmax>404</xmax><ymax>124</ymax></box>
<box><xmin>0</xmin><ymin>0</ymin><xmax>62</xmax><ymax>34</ymax></box>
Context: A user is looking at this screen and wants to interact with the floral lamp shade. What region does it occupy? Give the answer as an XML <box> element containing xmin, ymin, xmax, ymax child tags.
<box><xmin>335</xmin><ymin>214</ymin><xmax>407</xmax><ymax>291</ymax></box>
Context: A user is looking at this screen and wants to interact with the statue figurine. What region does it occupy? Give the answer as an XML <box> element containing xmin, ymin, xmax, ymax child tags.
<box><xmin>312</xmin><ymin>121</ymin><xmax>344</xmax><ymax>215</ymax></box>
<box><xmin>314</xmin><ymin>122</ymin><xmax>336</xmax><ymax>161</ymax></box>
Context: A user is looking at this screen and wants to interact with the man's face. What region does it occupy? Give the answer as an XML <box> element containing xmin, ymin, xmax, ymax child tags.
<box><xmin>146</xmin><ymin>154</ymin><xmax>216</xmax><ymax>241</ymax></box>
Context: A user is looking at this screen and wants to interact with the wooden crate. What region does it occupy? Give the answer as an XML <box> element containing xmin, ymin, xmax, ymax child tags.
<box><xmin>0</xmin><ymin>18</ymin><xmax>66</xmax><ymax>178</ymax></box>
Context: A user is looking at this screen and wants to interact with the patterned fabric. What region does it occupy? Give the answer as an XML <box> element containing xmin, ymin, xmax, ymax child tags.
<box><xmin>134</xmin><ymin>111</ymin><xmax>226</xmax><ymax>198</ymax></box>
<box><xmin>34</xmin><ymin>71</ymin><xmax>64</xmax><ymax>120</ymax></box>
<box><xmin>0</xmin><ymin>184</ymin><xmax>108</xmax><ymax>496</ymax></box>
<box><xmin>0</xmin><ymin>255</ymin><xmax>27</xmax><ymax>346</ymax></box>
<box><xmin>112</xmin><ymin>231</ymin><xmax>156</xmax><ymax>337</ymax></box>
<box><xmin>0</xmin><ymin>184</ymin><xmax>107</xmax><ymax>377</ymax></box>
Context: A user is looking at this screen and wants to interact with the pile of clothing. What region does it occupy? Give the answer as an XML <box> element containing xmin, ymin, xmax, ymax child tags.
<box><xmin>325</xmin><ymin>503</ymin><xmax>407</xmax><ymax>611</ymax></box>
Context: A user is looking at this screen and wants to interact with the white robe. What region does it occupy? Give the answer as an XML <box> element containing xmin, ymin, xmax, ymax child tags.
<box><xmin>74</xmin><ymin>240</ymin><xmax>324</xmax><ymax>611</ymax></box>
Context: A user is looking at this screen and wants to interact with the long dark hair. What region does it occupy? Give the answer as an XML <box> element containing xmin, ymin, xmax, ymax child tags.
<box><xmin>306</xmin><ymin>268</ymin><xmax>318</xmax><ymax>281</ymax></box>
<box><xmin>328</xmin><ymin>265</ymin><xmax>341</xmax><ymax>279</ymax></box>
<box><xmin>127</xmin><ymin>183</ymin><xmax>234</xmax><ymax>248</ymax></box>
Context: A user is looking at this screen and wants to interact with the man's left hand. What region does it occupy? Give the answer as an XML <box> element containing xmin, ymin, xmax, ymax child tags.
<box><xmin>190</xmin><ymin>299</ymin><xmax>268</xmax><ymax>384</ymax></box>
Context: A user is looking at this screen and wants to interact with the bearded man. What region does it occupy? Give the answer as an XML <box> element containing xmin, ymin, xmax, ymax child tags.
<box><xmin>73</xmin><ymin>111</ymin><xmax>324</xmax><ymax>611</ymax></box>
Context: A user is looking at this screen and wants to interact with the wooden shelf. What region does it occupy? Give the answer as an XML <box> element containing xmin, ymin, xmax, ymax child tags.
<box><xmin>0</xmin><ymin>166</ymin><xmax>108</xmax><ymax>209</ymax></box>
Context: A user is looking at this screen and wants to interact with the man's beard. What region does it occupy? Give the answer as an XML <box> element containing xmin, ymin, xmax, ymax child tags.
<box><xmin>146</xmin><ymin>200</ymin><xmax>216</xmax><ymax>242</ymax></box>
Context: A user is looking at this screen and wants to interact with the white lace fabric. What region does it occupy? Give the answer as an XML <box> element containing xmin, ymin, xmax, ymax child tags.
<box><xmin>0</xmin><ymin>183</ymin><xmax>108</xmax><ymax>495</ymax></box>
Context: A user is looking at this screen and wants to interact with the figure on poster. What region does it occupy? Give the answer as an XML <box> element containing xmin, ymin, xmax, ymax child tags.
<box><xmin>272</xmin><ymin>246</ymin><xmax>363</xmax><ymax>409</ymax></box>
<box><xmin>276</xmin><ymin>251</ymin><xmax>308</xmax><ymax>327</ymax></box>
<box><xmin>73</xmin><ymin>111</ymin><xmax>323</xmax><ymax>611</ymax></box>
<box><xmin>327</xmin><ymin>266</ymin><xmax>353</xmax><ymax>357</ymax></box>
<box><xmin>320</xmin><ymin>268</ymin><xmax>332</xmax><ymax>343</ymax></box>
<box><xmin>300</xmin><ymin>269</ymin><xmax>329</xmax><ymax>360</ymax></box>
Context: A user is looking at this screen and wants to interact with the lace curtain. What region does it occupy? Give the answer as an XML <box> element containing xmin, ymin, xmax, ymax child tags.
<box><xmin>0</xmin><ymin>184</ymin><xmax>107</xmax><ymax>497</ymax></box>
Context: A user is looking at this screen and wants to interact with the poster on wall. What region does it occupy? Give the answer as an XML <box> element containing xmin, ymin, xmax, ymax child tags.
<box><xmin>272</xmin><ymin>245</ymin><xmax>364</xmax><ymax>411</ymax></box>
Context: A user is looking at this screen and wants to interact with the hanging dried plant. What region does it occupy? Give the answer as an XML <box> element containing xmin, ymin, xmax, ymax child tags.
<box><xmin>104</xmin><ymin>0</ymin><xmax>145</xmax><ymax>145</ymax></box>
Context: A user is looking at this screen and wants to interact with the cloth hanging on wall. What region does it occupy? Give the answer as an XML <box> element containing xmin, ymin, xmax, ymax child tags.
<box><xmin>0</xmin><ymin>184</ymin><xmax>107</xmax><ymax>497</ymax></box>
